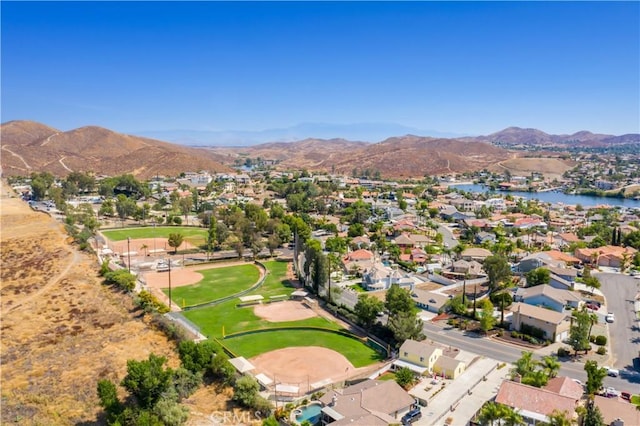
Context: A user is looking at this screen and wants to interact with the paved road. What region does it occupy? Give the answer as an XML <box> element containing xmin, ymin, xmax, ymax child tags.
<box><xmin>422</xmin><ymin>322</ymin><xmax>638</xmax><ymax>391</ymax></box>
<box><xmin>595</xmin><ymin>273</ymin><xmax>640</xmax><ymax>373</ymax></box>
<box><xmin>437</xmin><ymin>224</ymin><xmax>458</xmax><ymax>249</ymax></box>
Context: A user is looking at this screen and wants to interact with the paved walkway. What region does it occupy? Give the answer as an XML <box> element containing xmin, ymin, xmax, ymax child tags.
<box><xmin>410</xmin><ymin>357</ymin><xmax>511</xmax><ymax>426</ymax></box>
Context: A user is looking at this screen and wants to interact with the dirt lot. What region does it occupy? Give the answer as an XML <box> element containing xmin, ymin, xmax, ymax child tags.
<box><xmin>0</xmin><ymin>181</ymin><xmax>244</xmax><ymax>424</ymax></box>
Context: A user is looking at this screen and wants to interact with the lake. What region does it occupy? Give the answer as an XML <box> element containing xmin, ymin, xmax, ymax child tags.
<box><xmin>450</xmin><ymin>183</ymin><xmax>640</xmax><ymax>209</ymax></box>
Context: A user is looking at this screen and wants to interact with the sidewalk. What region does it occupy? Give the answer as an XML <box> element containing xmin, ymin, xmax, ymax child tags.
<box><xmin>411</xmin><ymin>357</ymin><xmax>510</xmax><ymax>426</ymax></box>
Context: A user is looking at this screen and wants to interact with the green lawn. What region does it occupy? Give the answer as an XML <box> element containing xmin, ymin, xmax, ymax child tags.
<box><xmin>163</xmin><ymin>264</ymin><xmax>260</xmax><ymax>306</ymax></box>
<box><xmin>102</xmin><ymin>226</ymin><xmax>207</xmax><ymax>246</ymax></box>
<box><xmin>184</xmin><ymin>305</ymin><xmax>337</xmax><ymax>338</ymax></box>
<box><xmin>223</xmin><ymin>329</ymin><xmax>383</xmax><ymax>367</ymax></box>
<box><xmin>180</xmin><ymin>260</ymin><xmax>382</xmax><ymax>366</ymax></box>
<box><xmin>376</xmin><ymin>371</ymin><xmax>397</xmax><ymax>381</ymax></box>
<box><xmin>631</xmin><ymin>395</ymin><xmax>640</xmax><ymax>405</ymax></box>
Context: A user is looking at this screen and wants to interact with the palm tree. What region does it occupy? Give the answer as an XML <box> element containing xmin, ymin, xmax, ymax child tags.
<box><xmin>502</xmin><ymin>406</ymin><xmax>525</xmax><ymax>426</ymax></box>
<box><xmin>511</xmin><ymin>351</ymin><xmax>535</xmax><ymax>380</ymax></box>
<box><xmin>478</xmin><ymin>401</ymin><xmax>504</xmax><ymax>426</ymax></box>
<box><xmin>540</xmin><ymin>355</ymin><xmax>561</xmax><ymax>379</ymax></box>
<box><xmin>544</xmin><ymin>409</ymin><xmax>574</xmax><ymax>426</ymax></box>
<box><xmin>139</xmin><ymin>244</ymin><xmax>148</xmax><ymax>257</ymax></box>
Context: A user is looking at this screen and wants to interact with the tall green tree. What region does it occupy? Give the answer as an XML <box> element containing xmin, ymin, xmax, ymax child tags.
<box><xmin>582</xmin><ymin>399</ymin><xmax>605</xmax><ymax>426</ymax></box>
<box><xmin>168</xmin><ymin>233</ymin><xmax>184</xmax><ymax>254</ymax></box>
<box><xmin>568</xmin><ymin>308</ymin><xmax>592</xmax><ymax>356</ymax></box>
<box><xmin>121</xmin><ymin>354</ymin><xmax>173</xmax><ymax>409</ymax></box>
<box><xmin>526</xmin><ymin>268</ymin><xmax>551</xmax><ymax>287</ymax></box>
<box><xmin>385</xmin><ymin>284</ymin><xmax>417</xmax><ymax>317</ymax></box>
<box><xmin>354</xmin><ymin>295</ymin><xmax>385</xmax><ymax>328</ymax></box>
<box><xmin>479</xmin><ymin>299</ymin><xmax>496</xmax><ymax>333</ymax></box>
<box><xmin>233</xmin><ymin>375</ymin><xmax>260</xmax><ymax>407</ymax></box>
<box><xmin>584</xmin><ymin>361</ymin><xmax>607</xmax><ymax>396</ymax></box>
<box><xmin>387</xmin><ymin>311</ymin><xmax>424</xmax><ymax>344</ymax></box>
<box><xmin>207</xmin><ymin>218</ymin><xmax>217</xmax><ymax>259</ymax></box>
<box><xmin>394</xmin><ymin>367</ymin><xmax>415</xmax><ymax>389</ymax></box>
<box><xmin>483</xmin><ymin>254</ymin><xmax>512</xmax><ymax>293</ymax></box>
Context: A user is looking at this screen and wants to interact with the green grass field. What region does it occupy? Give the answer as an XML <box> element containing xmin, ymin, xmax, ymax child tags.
<box><xmin>163</xmin><ymin>264</ymin><xmax>261</xmax><ymax>306</ymax></box>
<box><xmin>181</xmin><ymin>260</ymin><xmax>381</xmax><ymax>365</ymax></box>
<box><xmin>102</xmin><ymin>226</ymin><xmax>207</xmax><ymax>246</ymax></box>
<box><xmin>223</xmin><ymin>329</ymin><xmax>383</xmax><ymax>367</ymax></box>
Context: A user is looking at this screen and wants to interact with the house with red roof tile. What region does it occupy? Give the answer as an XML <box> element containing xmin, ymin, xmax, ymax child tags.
<box><xmin>495</xmin><ymin>380</ymin><xmax>579</xmax><ymax>424</ymax></box>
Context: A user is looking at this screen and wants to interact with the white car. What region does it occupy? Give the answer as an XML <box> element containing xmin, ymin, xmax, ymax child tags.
<box><xmin>605</xmin><ymin>312</ymin><xmax>615</xmax><ymax>323</ymax></box>
<box><xmin>605</xmin><ymin>367</ymin><xmax>620</xmax><ymax>377</ymax></box>
<box><xmin>603</xmin><ymin>387</ymin><xmax>620</xmax><ymax>398</ymax></box>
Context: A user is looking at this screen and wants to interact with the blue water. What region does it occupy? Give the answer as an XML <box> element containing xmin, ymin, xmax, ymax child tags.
<box><xmin>296</xmin><ymin>404</ymin><xmax>322</xmax><ymax>424</ymax></box>
<box><xmin>451</xmin><ymin>184</ymin><xmax>640</xmax><ymax>209</ymax></box>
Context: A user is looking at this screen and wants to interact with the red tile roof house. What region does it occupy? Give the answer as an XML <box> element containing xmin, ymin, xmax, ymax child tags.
<box><xmin>319</xmin><ymin>379</ymin><xmax>416</xmax><ymax>425</ymax></box>
<box><xmin>593</xmin><ymin>395</ymin><xmax>640</xmax><ymax>426</ymax></box>
<box><xmin>574</xmin><ymin>246</ymin><xmax>637</xmax><ymax>268</ymax></box>
<box><xmin>342</xmin><ymin>249</ymin><xmax>374</xmax><ymax>275</ymax></box>
<box><xmin>494</xmin><ymin>380</ymin><xmax>580</xmax><ymax>424</ymax></box>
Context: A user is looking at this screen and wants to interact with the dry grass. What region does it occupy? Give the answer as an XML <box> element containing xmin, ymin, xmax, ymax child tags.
<box><xmin>0</xmin><ymin>181</ymin><xmax>242</xmax><ymax>424</ymax></box>
<box><xmin>488</xmin><ymin>157</ymin><xmax>577</xmax><ymax>180</ymax></box>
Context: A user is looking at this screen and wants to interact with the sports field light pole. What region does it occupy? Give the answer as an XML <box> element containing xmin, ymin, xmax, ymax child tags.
<box><xmin>127</xmin><ymin>237</ymin><xmax>131</xmax><ymax>273</ymax></box>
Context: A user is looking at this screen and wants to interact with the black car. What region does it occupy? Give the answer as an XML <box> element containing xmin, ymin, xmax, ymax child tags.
<box><xmin>402</xmin><ymin>408</ymin><xmax>422</xmax><ymax>425</ymax></box>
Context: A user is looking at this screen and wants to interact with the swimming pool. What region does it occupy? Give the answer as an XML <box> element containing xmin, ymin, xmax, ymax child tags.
<box><xmin>294</xmin><ymin>402</ymin><xmax>322</xmax><ymax>425</ymax></box>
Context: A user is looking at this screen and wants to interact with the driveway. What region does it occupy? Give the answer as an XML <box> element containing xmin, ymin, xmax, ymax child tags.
<box><xmin>594</xmin><ymin>273</ymin><xmax>640</xmax><ymax>375</ymax></box>
<box><xmin>437</xmin><ymin>224</ymin><xmax>458</xmax><ymax>249</ymax></box>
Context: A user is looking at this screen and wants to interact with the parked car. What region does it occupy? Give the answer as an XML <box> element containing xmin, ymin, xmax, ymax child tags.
<box><xmin>603</xmin><ymin>387</ymin><xmax>620</xmax><ymax>398</ymax></box>
<box><xmin>621</xmin><ymin>391</ymin><xmax>631</xmax><ymax>401</ymax></box>
<box><xmin>401</xmin><ymin>408</ymin><xmax>422</xmax><ymax>425</ymax></box>
<box><xmin>605</xmin><ymin>312</ymin><xmax>615</xmax><ymax>323</ymax></box>
<box><xmin>605</xmin><ymin>367</ymin><xmax>620</xmax><ymax>377</ymax></box>
<box><xmin>586</xmin><ymin>303</ymin><xmax>600</xmax><ymax>311</ymax></box>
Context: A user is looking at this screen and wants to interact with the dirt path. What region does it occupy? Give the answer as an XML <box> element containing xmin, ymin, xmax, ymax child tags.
<box><xmin>58</xmin><ymin>156</ymin><xmax>73</xmax><ymax>172</ymax></box>
<box><xmin>1</xmin><ymin>144</ymin><xmax>32</xmax><ymax>171</ymax></box>
<box><xmin>5</xmin><ymin>242</ymin><xmax>80</xmax><ymax>315</ymax></box>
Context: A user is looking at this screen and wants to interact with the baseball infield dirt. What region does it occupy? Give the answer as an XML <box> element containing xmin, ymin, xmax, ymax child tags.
<box><xmin>250</xmin><ymin>346</ymin><xmax>356</xmax><ymax>394</ymax></box>
<box><xmin>253</xmin><ymin>300</ymin><xmax>318</xmax><ymax>322</ymax></box>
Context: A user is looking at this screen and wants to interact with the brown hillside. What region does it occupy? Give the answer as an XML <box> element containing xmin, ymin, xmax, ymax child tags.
<box><xmin>488</xmin><ymin>157</ymin><xmax>577</xmax><ymax>180</ymax></box>
<box><xmin>0</xmin><ymin>181</ymin><xmax>179</xmax><ymax>424</ymax></box>
<box><xmin>211</xmin><ymin>135</ymin><xmax>512</xmax><ymax>178</ymax></box>
<box><xmin>0</xmin><ymin>121</ymin><xmax>232</xmax><ymax>178</ymax></box>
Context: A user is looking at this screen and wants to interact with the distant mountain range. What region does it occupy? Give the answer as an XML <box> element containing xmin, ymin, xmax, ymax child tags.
<box><xmin>134</xmin><ymin>123</ymin><xmax>639</xmax><ymax>148</ymax></box>
<box><xmin>472</xmin><ymin>127</ymin><xmax>640</xmax><ymax>147</ymax></box>
<box><xmin>133</xmin><ymin>122</ymin><xmax>466</xmax><ymax>146</ymax></box>
<box><xmin>1</xmin><ymin>120</ymin><xmax>637</xmax><ymax>179</ymax></box>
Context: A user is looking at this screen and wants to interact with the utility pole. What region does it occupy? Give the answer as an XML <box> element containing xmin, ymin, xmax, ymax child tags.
<box><xmin>127</xmin><ymin>237</ymin><xmax>131</xmax><ymax>273</ymax></box>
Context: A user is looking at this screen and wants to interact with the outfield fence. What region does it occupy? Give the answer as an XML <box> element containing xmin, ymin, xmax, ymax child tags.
<box><xmin>223</xmin><ymin>325</ymin><xmax>362</xmax><ymax>341</ymax></box>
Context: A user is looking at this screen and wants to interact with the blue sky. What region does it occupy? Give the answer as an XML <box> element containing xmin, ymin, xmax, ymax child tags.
<box><xmin>2</xmin><ymin>1</ymin><xmax>639</xmax><ymax>137</ymax></box>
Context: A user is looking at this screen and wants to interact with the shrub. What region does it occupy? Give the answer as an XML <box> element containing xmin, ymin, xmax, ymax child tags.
<box><xmin>595</xmin><ymin>335</ymin><xmax>607</xmax><ymax>346</ymax></box>
<box><xmin>173</xmin><ymin>216</ymin><xmax>183</xmax><ymax>225</ymax></box>
<box><xmin>104</xmin><ymin>269</ymin><xmax>136</xmax><ymax>292</ymax></box>
<box><xmin>136</xmin><ymin>290</ymin><xmax>169</xmax><ymax>314</ymax></box>
<box><xmin>596</xmin><ymin>346</ymin><xmax>607</xmax><ymax>355</ymax></box>
<box><xmin>589</xmin><ymin>335</ymin><xmax>596</xmax><ymax>343</ymax></box>
<box><xmin>511</xmin><ymin>331</ymin><xmax>521</xmax><ymax>339</ymax></box>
